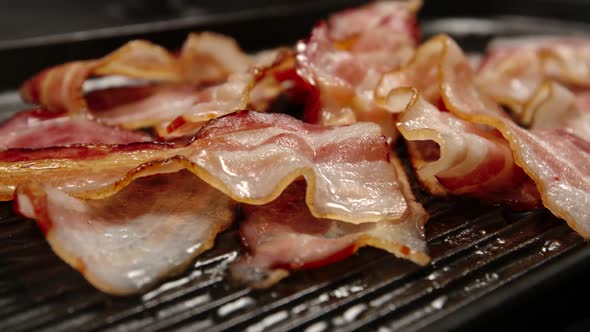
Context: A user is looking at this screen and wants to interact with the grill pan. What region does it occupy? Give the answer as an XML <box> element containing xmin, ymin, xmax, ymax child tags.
<box><xmin>1</xmin><ymin>2</ymin><xmax>590</xmax><ymax>331</ymax></box>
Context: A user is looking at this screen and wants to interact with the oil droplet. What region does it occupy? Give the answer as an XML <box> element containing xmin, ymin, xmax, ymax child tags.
<box><xmin>541</xmin><ymin>240</ymin><xmax>562</xmax><ymax>253</ymax></box>
<box><xmin>332</xmin><ymin>283</ymin><xmax>365</xmax><ymax>299</ymax></box>
<box><xmin>247</xmin><ymin>310</ymin><xmax>289</xmax><ymax>332</ymax></box>
<box><xmin>426</xmin><ymin>270</ymin><xmax>442</xmax><ymax>281</ymax></box>
<box><xmin>331</xmin><ymin>304</ymin><xmax>367</xmax><ymax>325</ymax></box>
<box><xmin>317</xmin><ymin>293</ymin><xmax>330</xmax><ymax>303</ymax></box>
<box><xmin>464</xmin><ymin>273</ymin><xmax>499</xmax><ymax>292</ymax></box>
<box><xmin>485</xmin><ymin>272</ymin><xmax>499</xmax><ymax>281</ymax></box>
<box><xmin>343</xmin><ymin>304</ymin><xmax>367</xmax><ymax>321</ymax></box>
<box><xmin>217</xmin><ymin>297</ymin><xmax>255</xmax><ymax>317</ymax></box>
<box><xmin>292</xmin><ymin>303</ymin><xmax>307</xmax><ymax>315</ymax></box>
<box><xmin>431</xmin><ymin>295</ymin><xmax>448</xmax><ymax>310</ymax></box>
<box><xmin>305</xmin><ymin>321</ymin><xmax>328</xmax><ymax>332</ymax></box>
<box><xmin>157</xmin><ymin>293</ymin><xmax>211</xmax><ymax>318</ymax></box>
<box><xmin>370</xmin><ymin>293</ymin><xmax>394</xmax><ymax>308</ymax></box>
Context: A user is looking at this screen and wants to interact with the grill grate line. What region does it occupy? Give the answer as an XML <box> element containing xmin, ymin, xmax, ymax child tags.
<box><xmin>0</xmin><ymin>291</ymin><xmax>104</xmax><ymax>332</ymax></box>
<box><xmin>337</xmin><ymin>224</ymin><xmax>578</xmax><ymax>332</ymax></box>
<box><xmin>145</xmin><ymin>205</ymin><xmax>499</xmax><ymax>332</ymax></box>
<box><xmin>81</xmin><ymin>277</ymin><xmax>226</xmax><ymax>331</ymax></box>
<box><xmin>273</xmin><ymin>212</ymin><xmax>561</xmax><ymax>332</ymax></box>
<box><xmin>381</xmin><ymin>226</ymin><xmax>585</xmax><ymax>332</ymax></box>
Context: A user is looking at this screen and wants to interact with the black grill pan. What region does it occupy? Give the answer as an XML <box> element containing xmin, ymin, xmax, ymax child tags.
<box><xmin>0</xmin><ymin>2</ymin><xmax>589</xmax><ymax>332</ymax></box>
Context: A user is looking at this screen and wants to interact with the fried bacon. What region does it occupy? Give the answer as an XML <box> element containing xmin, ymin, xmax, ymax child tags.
<box><xmin>476</xmin><ymin>36</ymin><xmax>590</xmax><ymax>128</ymax></box>
<box><xmin>230</xmin><ymin>156</ymin><xmax>429</xmax><ymax>288</ymax></box>
<box><xmin>442</xmin><ymin>38</ymin><xmax>590</xmax><ymax>236</ymax></box>
<box><xmin>14</xmin><ymin>171</ymin><xmax>235</xmax><ymax>295</ymax></box>
<box><xmin>295</xmin><ymin>0</ymin><xmax>421</xmax><ymax>138</ymax></box>
<box><xmin>384</xmin><ymin>34</ymin><xmax>589</xmax><ymax>237</ymax></box>
<box><xmin>10</xmin><ymin>2</ymin><xmax>590</xmax><ymax>297</ymax></box>
<box><xmin>153</xmin><ymin>49</ymin><xmax>297</xmax><ymax>139</ymax></box>
<box><xmin>21</xmin><ymin>34</ymin><xmax>292</xmax><ymax>139</ymax></box>
<box><xmin>0</xmin><ymin>142</ymin><xmax>177</xmax><ymax>200</ymax></box>
<box><xmin>20</xmin><ymin>32</ymin><xmax>252</xmax><ymax>116</ymax></box>
<box><xmin>0</xmin><ymin>108</ymin><xmax>151</xmax><ymax>149</ymax></box>
<box><xmin>11</xmin><ymin>111</ymin><xmax>428</xmax><ymax>293</ymax></box>
<box><xmin>84</xmin><ymin>72</ymin><xmax>254</xmax><ymax>138</ymax></box>
<box><xmin>3</xmin><ymin>111</ymin><xmax>409</xmax><ymax>223</ymax></box>
<box><xmin>393</xmin><ymin>88</ymin><xmax>541</xmax><ymax>208</ymax></box>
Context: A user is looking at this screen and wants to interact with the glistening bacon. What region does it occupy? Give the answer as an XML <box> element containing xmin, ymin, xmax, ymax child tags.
<box><xmin>14</xmin><ymin>171</ymin><xmax>235</xmax><ymax>295</ymax></box>
<box><xmin>86</xmin><ymin>72</ymin><xmax>254</xmax><ymax>137</ymax></box>
<box><xmin>155</xmin><ymin>50</ymin><xmax>295</xmax><ymax>138</ymax></box>
<box><xmin>384</xmin><ymin>34</ymin><xmax>590</xmax><ymax>237</ymax></box>
<box><xmin>376</xmin><ymin>36</ymin><xmax>541</xmax><ymax>207</ymax></box>
<box><xmin>393</xmin><ymin>88</ymin><xmax>541</xmax><ymax>208</ymax></box>
<box><xmin>0</xmin><ymin>108</ymin><xmax>151</xmax><ymax>149</ymax></box>
<box><xmin>11</xmin><ymin>111</ymin><xmax>427</xmax><ymax>293</ymax></box>
<box><xmin>295</xmin><ymin>0</ymin><xmax>421</xmax><ymax>138</ymax></box>
<box><xmin>3</xmin><ymin>111</ymin><xmax>409</xmax><ymax>223</ymax></box>
<box><xmin>440</xmin><ymin>37</ymin><xmax>590</xmax><ymax>237</ymax></box>
<box><xmin>476</xmin><ymin>36</ymin><xmax>590</xmax><ymax>128</ymax></box>
<box><xmin>20</xmin><ymin>32</ymin><xmax>252</xmax><ymax>116</ymax></box>
<box><xmin>23</xmin><ymin>40</ymin><xmax>289</xmax><ymax>139</ymax></box>
<box><xmin>230</xmin><ymin>157</ymin><xmax>429</xmax><ymax>288</ymax></box>
<box><xmin>0</xmin><ymin>142</ymin><xmax>177</xmax><ymax>201</ymax></box>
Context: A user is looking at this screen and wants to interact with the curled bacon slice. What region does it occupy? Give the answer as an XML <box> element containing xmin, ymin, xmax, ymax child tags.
<box><xmin>0</xmin><ymin>142</ymin><xmax>177</xmax><ymax>201</ymax></box>
<box><xmin>295</xmin><ymin>0</ymin><xmax>421</xmax><ymax>138</ymax></box>
<box><xmin>476</xmin><ymin>36</ymin><xmax>590</xmax><ymax>128</ymax></box>
<box><xmin>230</xmin><ymin>157</ymin><xmax>429</xmax><ymax>288</ymax></box>
<box><xmin>384</xmin><ymin>34</ymin><xmax>589</xmax><ymax>237</ymax></box>
<box><xmin>10</xmin><ymin>111</ymin><xmax>424</xmax><ymax>293</ymax></box>
<box><xmin>151</xmin><ymin>48</ymin><xmax>294</xmax><ymax>138</ymax></box>
<box><xmin>86</xmin><ymin>72</ymin><xmax>254</xmax><ymax>137</ymax></box>
<box><xmin>393</xmin><ymin>88</ymin><xmax>540</xmax><ymax>208</ymax></box>
<box><xmin>443</xmin><ymin>65</ymin><xmax>590</xmax><ymax>235</ymax></box>
<box><xmin>14</xmin><ymin>170</ymin><xmax>235</xmax><ymax>295</ymax></box>
<box><xmin>0</xmin><ymin>108</ymin><xmax>151</xmax><ymax>149</ymax></box>
<box><xmin>179</xmin><ymin>32</ymin><xmax>252</xmax><ymax>84</ymax></box>
<box><xmin>27</xmin><ymin>44</ymin><xmax>289</xmax><ymax>139</ymax></box>
<box><xmin>20</xmin><ymin>32</ymin><xmax>252</xmax><ymax>116</ymax></box>
<box><xmin>2</xmin><ymin>111</ymin><xmax>408</xmax><ymax>224</ymax></box>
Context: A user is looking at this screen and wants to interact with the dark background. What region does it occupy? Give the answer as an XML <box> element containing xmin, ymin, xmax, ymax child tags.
<box><xmin>0</xmin><ymin>1</ymin><xmax>589</xmax><ymax>331</ymax></box>
<box><xmin>1</xmin><ymin>0</ymin><xmax>590</xmax><ymax>42</ymax></box>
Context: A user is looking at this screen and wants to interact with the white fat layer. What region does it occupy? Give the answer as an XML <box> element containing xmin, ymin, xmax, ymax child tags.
<box><xmin>34</xmin><ymin>171</ymin><xmax>233</xmax><ymax>295</ymax></box>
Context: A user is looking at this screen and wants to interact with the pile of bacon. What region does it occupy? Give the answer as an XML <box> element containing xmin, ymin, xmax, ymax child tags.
<box><xmin>3</xmin><ymin>0</ymin><xmax>588</xmax><ymax>295</ymax></box>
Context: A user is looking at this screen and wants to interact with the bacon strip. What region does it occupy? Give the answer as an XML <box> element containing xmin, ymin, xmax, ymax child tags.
<box><xmin>295</xmin><ymin>0</ymin><xmax>421</xmax><ymax>138</ymax></box>
<box><xmin>393</xmin><ymin>88</ymin><xmax>541</xmax><ymax>208</ymax></box>
<box><xmin>155</xmin><ymin>73</ymin><xmax>256</xmax><ymax>138</ymax></box>
<box><xmin>0</xmin><ymin>108</ymin><xmax>151</xmax><ymax>149</ymax></box>
<box><xmin>230</xmin><ymin>156</ymin><xmax>429</xmax><ymax>288</ymax></box>
<box><xmin>440</xmin><ymin>39</ymin><xmax>590</xmax><ymax>236</ymax></box>
<box><xmin>0</xmin><ymin>142</ymin><xmax>177</xmax><ymax>200</ymax></box>
<box><xmin>23</xmin><ymin>40</ymin><xmax>288</xmax><ymax>139</ymax></box>
<box><xmin>178</xmin><ymin>32</ymin><xmax>252</xmax><ymax>84</ymax></box>
<box><xmin>14</xmin><ymin>170</ymin><xmax>235</xmax><ymax>295</ymax></box>
<box><xmin>148</xmin><ymin>49</ymin><xmax>293</xmax><ymax>138</ymax></box>
<box><xmin>476</xmin><ymin>36</ymin><xmax>590</xmax><ymax>128</ymax></box>
<box><xmin>20</xmin><ymin>32</ymin><xmax>252</xmax><ymax>116</ymax></box>
<box><xmin>384</xmin><ymin>35</ymin><xmax>589</xmax><ymax>237</ymax></box>
<box><xmin>11</xmin><ymin>111</ymin><xmax>426</xmax><ymax>293</ymax></box>
<box><xmin>161</xmin><ymin>110</ymin><xmax>409</xmax><ymax>224</ymax></box>
<box><xmin>84</xmin><ymin>72</ymin><xmax>254</xmax><ymax>137</ymax></box>
<box><xmin>1</xmin><ymin>111</ymin><xmax>408</xmax><ymax>224</ymax></box>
